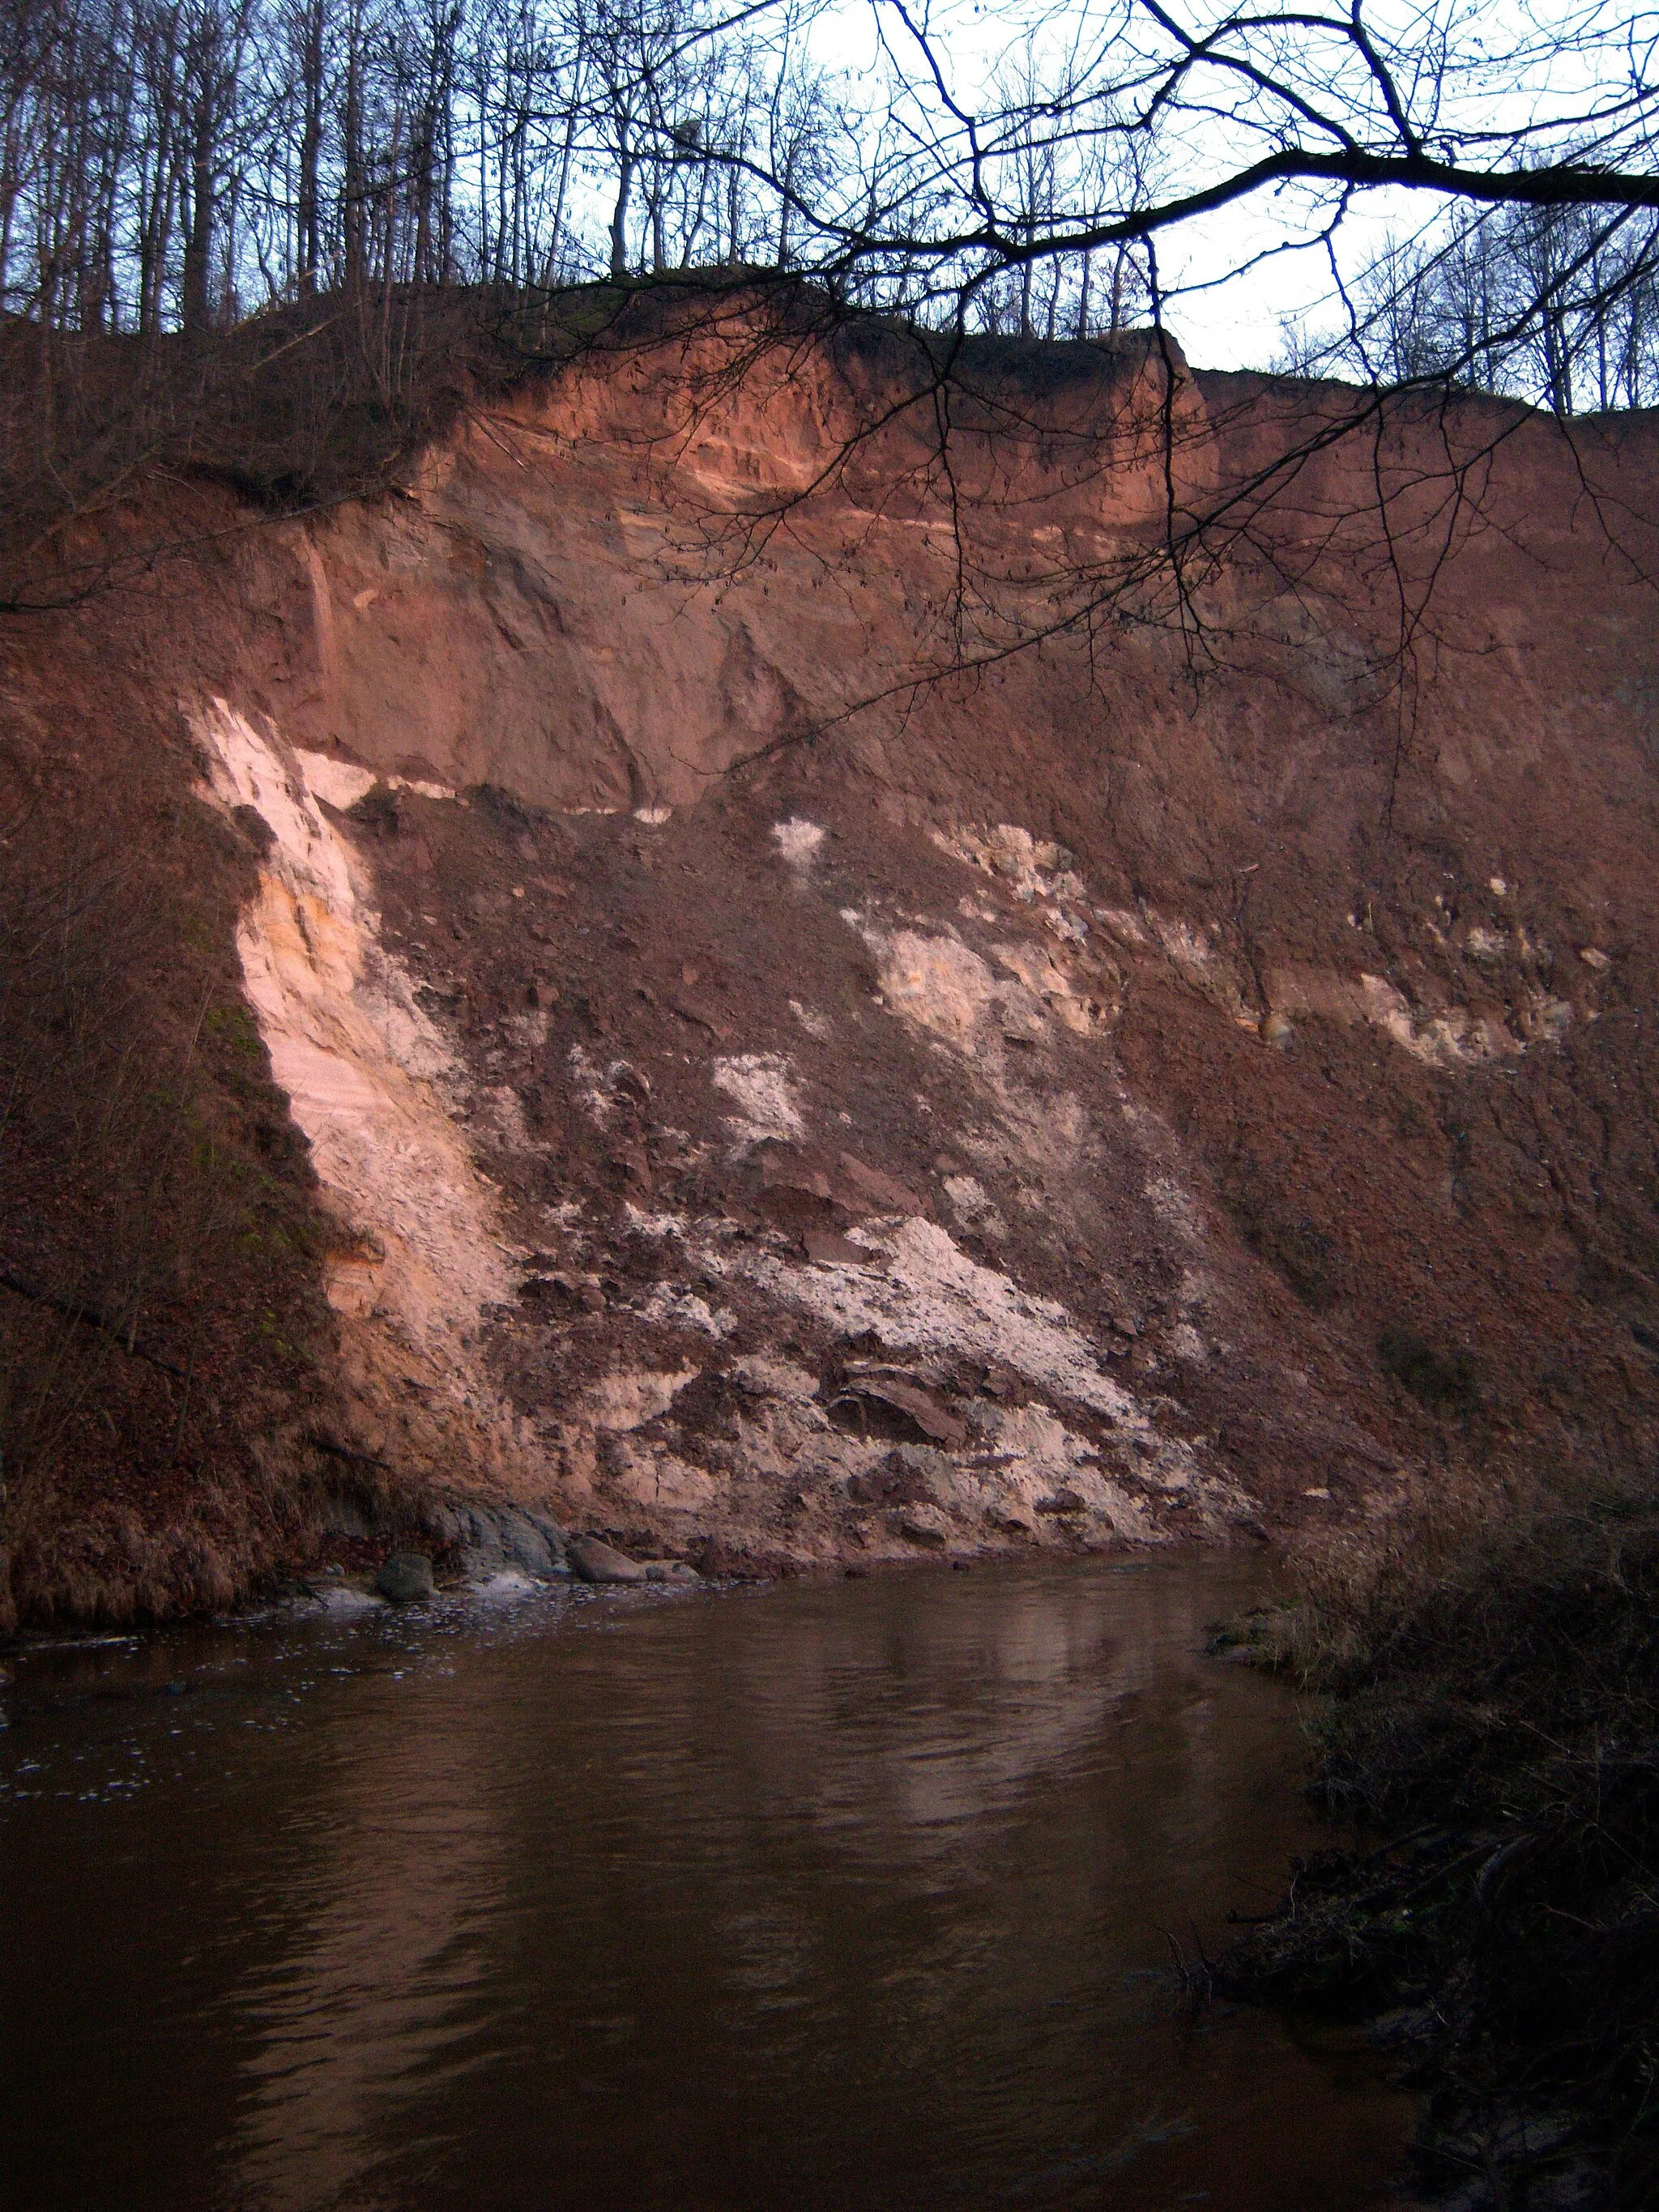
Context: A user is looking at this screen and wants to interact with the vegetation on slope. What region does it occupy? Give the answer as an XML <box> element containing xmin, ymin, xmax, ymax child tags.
<box><xmin>0</xmin><ymin>283</ymin><xmax>621</xmax><ymax>612</ymax></box>
<box><xmin>0</xmin><ymin>651</ymin><xmax>343</xmax><ymax>1628</ymax></box>
<box><xmin>1222</xmin><ymin>1481</ymin><xmax>1659</xmax><ymax>2208</ymax></box>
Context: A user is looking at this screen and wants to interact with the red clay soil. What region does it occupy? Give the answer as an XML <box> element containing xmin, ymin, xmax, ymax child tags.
<box><xmin>2</xmin><ymin>317</ymin><xmax>1657</xmax><ymax>1622</ymax></box>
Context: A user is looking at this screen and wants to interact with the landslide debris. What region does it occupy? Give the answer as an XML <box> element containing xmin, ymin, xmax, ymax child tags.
<box><xmin>2</xmin><ymin>316</ymin><xmax>1658</xmax><ymax>1622</ymax></box>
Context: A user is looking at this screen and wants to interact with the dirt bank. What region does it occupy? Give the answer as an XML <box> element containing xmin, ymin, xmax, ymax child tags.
<box><xmin>3</xmin><ymin>313</ymin><xmax>1657</xmax><ymax>1624</ymax></box>
<box><xmin>1218</xmin><ymin>1476</ymin><xmax>1659</xmax><ymax>2209</ymax></box>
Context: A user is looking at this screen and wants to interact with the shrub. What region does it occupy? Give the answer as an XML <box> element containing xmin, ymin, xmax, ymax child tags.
<box><xmin>1225</xmin><ymin>1473</ymin><xmax>1659</xmax><ymax>2206</ymax></box>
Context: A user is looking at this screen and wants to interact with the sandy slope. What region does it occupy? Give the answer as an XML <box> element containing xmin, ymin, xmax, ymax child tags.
<box><xmin>5</xmin><ymin>323</ymin><xmax>1658</xmax><ymax>1608</ymax></box>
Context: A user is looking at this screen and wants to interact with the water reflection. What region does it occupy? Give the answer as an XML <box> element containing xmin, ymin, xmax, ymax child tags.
<box><xmin>3</xmin><ymin>1559</ymin><xmax>1413</xmax><ymax>2212</ymax></box>
<box><xmin>229</xmin><ymin>1707</ymin><xmax>507</xmax><ymax>2211</ymax></box>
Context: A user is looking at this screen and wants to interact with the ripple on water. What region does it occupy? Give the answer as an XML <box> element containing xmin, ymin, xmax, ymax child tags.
<box><xmin>2</xmin><ymin>1558</ymin><xmax>1416</xmax><ymax>2211</ymax></box>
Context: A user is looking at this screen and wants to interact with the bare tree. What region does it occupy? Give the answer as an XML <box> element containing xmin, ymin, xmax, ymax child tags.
<box><xmin>2</xmin><ymin>0</ymin><xmax>1657</xmax><ymax>646</ymax></box>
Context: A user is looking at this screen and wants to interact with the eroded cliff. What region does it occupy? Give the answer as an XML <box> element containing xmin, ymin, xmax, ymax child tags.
<box><xmin>4</xmin><ymin>318</ymin><xmax>1657</xmax><ymax>1618</ymax></box>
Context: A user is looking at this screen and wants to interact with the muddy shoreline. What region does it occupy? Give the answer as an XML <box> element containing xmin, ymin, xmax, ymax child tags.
<box><xmin>1215</xmin><ymin>1490</ymin><xmax>1659</xmax><ymax>2212</ymax></box>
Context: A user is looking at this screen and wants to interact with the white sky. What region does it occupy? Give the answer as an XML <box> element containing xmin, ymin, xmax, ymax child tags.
<box><xmin>800</xmin><ymin>0</ymin><xmax>1623</xmax><ymax>373</ymax></box>
<box><xmin>795</xmin><ymin>0</ymin><xmax>1365</xmax><ymax>370</ymax></box>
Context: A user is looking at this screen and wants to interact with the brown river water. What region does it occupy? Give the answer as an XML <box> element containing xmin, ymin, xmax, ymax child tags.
<box><xmin>2</xmin><ymin>1555</ymin><xmax>1415</xmax><ymax>2212</ymax></box>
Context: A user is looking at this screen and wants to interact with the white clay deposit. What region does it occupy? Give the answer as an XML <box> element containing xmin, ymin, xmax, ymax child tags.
<box><xmin>193</xmin><ymin>701</ymin><xmax>515</xmax><ymax>1353</ymax></box>
<box><xmin>712</xmin><ymin>1053</ymin><xmax>806</xmax><ymax>1144</ymax></box>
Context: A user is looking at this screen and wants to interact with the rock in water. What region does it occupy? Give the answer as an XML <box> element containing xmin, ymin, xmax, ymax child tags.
<box><xmin>493</xmin><ymin>1508</ymin><xmax>558</xmax><ymax>1575</ymax></box>
<box><xmin>569</xmin><ymin>1536</ymin><xmax>646</xmax><ymax>1584</ymax></box>
<box><xmin>377</xmin><ymin>1551</ymin><xmax>436</xmax><ymax>1603</ymax></box>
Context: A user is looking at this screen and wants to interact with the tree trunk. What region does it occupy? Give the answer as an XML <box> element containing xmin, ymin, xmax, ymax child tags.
<box><xmin>777</xmin><ymin>149</ymin><xmax>793</xmax><ymax>266</ymax></box>
<box><xmin>181</xmin><ymin>91</ymin><xmax>215</xmax><ymax>339</ymax></box>
<box><xmin>296</xmin><ymin>0</ymin><xmax>323</xmax><ymax>294</ymax></box>
<box><xmin>609</xmin><ymin>134</ymin><xmax>633</xmax><ymax>276</ymax></box>
<box><xmin>343</xmin><ymin>26</ymin><xmax>365</xmax><ymax>300</ymax></box>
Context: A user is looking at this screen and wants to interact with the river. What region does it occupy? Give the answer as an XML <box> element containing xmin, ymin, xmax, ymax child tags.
<box><xmin>2</xmin><ymin>1555</ymin><xmax>1414</xmax><ymax>2210</ymax></box>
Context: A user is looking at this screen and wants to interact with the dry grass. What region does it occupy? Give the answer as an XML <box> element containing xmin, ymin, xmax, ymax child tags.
<box><xmin>0</xmin><ymin>278</ymin><xmax>754</xmax><ymax>614</ymax></box>
<box><xmin>0</xmin><ymin>675</ymin><xmax>343</xmax><ymax>1630</ymax></box>
<box><xmin>1222</xmin><ymin>1469</ymin><xmax>1659</xmax><ymax>2206</ymax></box>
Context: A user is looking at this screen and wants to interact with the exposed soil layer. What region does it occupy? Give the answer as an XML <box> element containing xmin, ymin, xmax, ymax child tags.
<box><xmin>3</xmin><ymin>318</ymin><xmax>1659</xmax><ymax>1620</ymax></box>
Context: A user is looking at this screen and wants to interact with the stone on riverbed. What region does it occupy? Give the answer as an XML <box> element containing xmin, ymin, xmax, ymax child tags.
<box><xmin>569</xmin><ymin>1536</ymin><xmax>646</xmax><ymax>1584</ymax></box>
<box><xmin>377</xmin><ymin>1551</ymin><xmax>437</xmax><ymax>1604</ymax></box>
<box><xmin>497</xmin><ymin>1507</ymin><xmax>565</xmax><ymax>1575</ymax></box>
<box><xmin>445</xmin><ymin>1502</ymin><xmax>568</xmax><ymax>1578</ymax></box>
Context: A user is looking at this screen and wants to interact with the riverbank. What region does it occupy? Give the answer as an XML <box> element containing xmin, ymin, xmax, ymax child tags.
<box><xmin>1218</xmin><ymin>1476</ymin><xmax>1659</xmax><ymax>2210</ymax></box>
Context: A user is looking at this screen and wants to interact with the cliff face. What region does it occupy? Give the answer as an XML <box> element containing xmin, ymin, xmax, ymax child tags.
<box><xmin>4</xmin><ymin>321</ymin><xmax>1658</xmax><ymax>1617</ymax></box>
